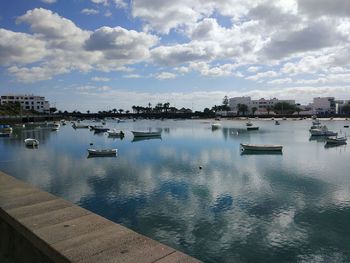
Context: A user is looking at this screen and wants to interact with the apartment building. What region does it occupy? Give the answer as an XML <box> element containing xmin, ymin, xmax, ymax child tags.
<box><xmin>0</xmin><ymin>94</ymin><xmax>50</xmax><ymax>113</ymax></box>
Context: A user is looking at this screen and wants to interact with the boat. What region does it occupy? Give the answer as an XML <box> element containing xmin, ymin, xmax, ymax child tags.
<box><xmin>52</xmin><ymin>123</ymin><xmax>60</xmax><ymax>131</ymax></box>
<box><xmin>247</xmin><ymin>126</ymin><xmax>259</xmax><ymax>131</ymax></box>
<box><xmin>87</xmin><ymin>148</ymin><xmax>117</xmax><ymax>156</ymax></box>
<box><xmin>275</xmin><ymin>120</ymin><xmax>280</xmax><ymax>125</ymax></box>
<box><xmin>212</xmin><ymin>123</ymin><xmax>221</xmax><ymax>129</ymax></box>
<box><xmin>94</xmin><ymin>127</ymin><xmax>110</xmax><ymax>133</ymax></box>
<box><xmin>309</xmin><ymin>125</ymin><xmax>337</xmax><ymax>136</ymax></box>
<box><xmin>132</xmin><ymin>131</ymin><xmax>162</xmax><ymax>137</ymax></box>
<box><xmin>107</xmin><ymin>129</ymin><xmax>125</xmax><ymax>137</ymax></box>
<box><xmin>132</xmin><ymin>135</ymin><xmax>161</xmax><ymax>142</ymax></box>
<box><xmin>72</xmin><ymin>123</ymin><xmax>89</xmax><ymax>129</ymax></box>
<box><xmin>24</xmin><ymin>138</ymin><xmax>39</xmax><ymax>147</ymax></box>
<box><xmin>344</xmin><ymin>125</ymin><xmax>349</xmax><ymax>128</ymax></box>
<box><xmin>325</xmin><ymin>136</ymin><xmax>347</xmax><ymax>145</ymax></box>
<box><xmin>0</xmin><ymin>125</ymin><xmax>12</xmax><ymax>133</ymax></box>
<box><xmin>282</xmin><ymin>117</ymin><xmax>287</xmax><ymax>120</ymax></box>
<box><xmin>312</xmin><ymin>119</ymin><xmax>321</xmax><ymax>125</ymax></box>
<box><xmin>240</xmin><ymin>143</ymin><xmax>283</xmax><ymax>152</ymax></box>
<box><xmin>246</xmin><ymin>121</ymin><xmax>253</xmax><ymax>126</ymax></box>
<box><xmin>0</xmin><ymin>132</ymin><xmax>11</xmax><ymax>137</ymax></box>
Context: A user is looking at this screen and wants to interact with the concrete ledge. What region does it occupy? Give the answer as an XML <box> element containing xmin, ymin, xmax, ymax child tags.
<box><xmin>0</xmin><ymin>171</ymin><xmax>201</xmax><ymax>263</ymax></box>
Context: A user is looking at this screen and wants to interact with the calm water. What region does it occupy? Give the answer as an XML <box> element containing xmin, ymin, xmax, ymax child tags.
<box><xmin>1</xmin><ymin>119</ymin><xmax>350</xmax><ymax>262</ymax></box>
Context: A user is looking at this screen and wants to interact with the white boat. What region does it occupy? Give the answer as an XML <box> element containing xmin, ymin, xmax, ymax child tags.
<box><xmin>72</xmin><ymin>123</ymin><xmax>89</xmax><ymax>129</ymax></box>
<box><xmin>212</xmin><ymin>123</ymin><xmax>221</xmax><ymax>129</ymax></box>
<box><xmin>309</xmin><ymin>125</ymin><xmax>337</xmax><ymax>136</ymax></box>
<box><xmin>52</xmin><ymin>123</ymin><xmax>60</xmax><ymax>131</ymax></box>
<box><xmin>132</xmin><ymin>131</ymin><xmax>162</xmax><ymax>137</ymax></box>
<box><xmin>87</xmin><ymin>148</ymin><xmax>117</xmax><ymax>156</ymax></box>
<box><xmin>240</xmin><ymin>143</ymin><xmax>283</xmax><ymax>151</ymax></box>
<box><xmin>246</xmin><ymin>121</ymin><xmax>253</xmax><ymax>126</ymax></box>
<box><xmin>24</xmin><ymin>138</ymin><xmax>39</xmax><ymax>147</ymax></box>
<box><xmin>312</xmin><ymin>119</ymin><xmax>321</xmax><ymax>125</ymax></box>
<box><xmin>325</xmin><ymin>136</ymin><xmax>347</xmax><ymax>145</ymax></box>
<box><xmin>107</xmin><ymin>129</ymin><xmax>125</xmax><ymax>137</ymax></box>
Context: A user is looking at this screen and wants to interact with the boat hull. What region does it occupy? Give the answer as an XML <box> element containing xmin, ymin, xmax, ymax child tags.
<box><xmin>24</xmin><ymin>138</ymin><xmax>39</xmax><ymax>147</ymax></box>
<box><xmin>87</xmin><ymin>149</ymin><xmax>117</xmax><ymax>156</ymax></box>
<box><xmin>132</xmin><ymin>131</ymin><xmax>161</xmax><ymax>137</ymax></box>
<box><xmin>240</xmin><ymin>143</ymin><xmax>283</xmax><ymax>151</ymax></box>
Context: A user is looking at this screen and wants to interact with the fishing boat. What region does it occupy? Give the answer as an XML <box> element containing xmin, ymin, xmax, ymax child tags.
<box><xmin>309</xmin><ymin>125</ymin><xmax>337</xmax><ymax>136</ymax></box>
<box><xmin>325</xmin><ymin>136</ymin><xmax>347</xmax><ymax>145</ymax></box>
<box><xmin>87</xmin><ymin>148</ymin><xmax>117</xmax><ymax>156</ymax></box>
<box><xmin>212</xmin><ymin>123</ymin><xmax>221</xmax><ymax>129</ymax></box>
<box><xmin>132</xmin><ymin>131</ymin><xmax>162</xmax><ymax>137</ymax></box>
<box><xmin>240</xmin><ymin>143</ymin><xmax>283</xmax><ymax>151</ymax></box>
<box><xmin>107</xmin><ymin>129</ymin><xmax>124</xmax><ymax>137</ymax></box>
<box><xmin>247</xmin><ymin>126</ymin><xmax>259</xmax><ymax>131</ymax></box>
<box><xmin>24</xmin><ymin>138</ymin><xmax>39</xmax><ymax>147</ymax></box>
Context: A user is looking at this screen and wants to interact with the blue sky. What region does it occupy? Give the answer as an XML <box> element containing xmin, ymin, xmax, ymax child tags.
<box><xmin>1</xmin><ymin>0</ymin><xmax>350</xmax><ymax>112</ymax></box>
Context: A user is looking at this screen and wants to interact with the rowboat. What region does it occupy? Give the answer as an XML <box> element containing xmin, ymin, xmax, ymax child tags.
<box><xmin>132</xmin><ymin>131</ymin><xmax>162</xmax><ymax>137</ymax></box>
<box><xmin>72</xmin><ymin>123</ymin><xmax>89</xmax><ymax>129</ymax></box>
<box><xmin>87</xmin><ymin>148</ymin><xmax>117</xmax><ymax>156</ymax></box>
<box><xmin>24</xmin><ymin>138</ymin><xmax>39</xmax><ymax>147</ymax></box>
<box><xmin>240</xmin><ymin>143</ymin><xmax>283</xmax><ymax>151</ymax></box>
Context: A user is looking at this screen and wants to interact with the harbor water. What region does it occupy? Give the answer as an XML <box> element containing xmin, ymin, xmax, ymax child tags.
<box><xmin>1</xmin><ymin>119</ymin><xmax>350</xmax><ymax>262</ymax></box>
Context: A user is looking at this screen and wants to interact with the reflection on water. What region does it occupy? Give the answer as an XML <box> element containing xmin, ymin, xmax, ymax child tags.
<box><xmin>1</xmin><ymin>119</ymin><xmax>350</xmax><ymax>262</ymax></box>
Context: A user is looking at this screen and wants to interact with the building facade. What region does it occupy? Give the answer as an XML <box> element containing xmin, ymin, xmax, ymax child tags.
<box><xmin>228</xmin><ymin>96</ymin><xmax>295</xmax><ymax>114</ymax></box>
<box><xmin>0</xmin><ymin>94</ymin><xmax>50</xmax><ymax>113</ymax></box>
<box><xmin>312</xmin><ymin>97</ymin><xmax>335</xmax><ymax>114</ymax></box>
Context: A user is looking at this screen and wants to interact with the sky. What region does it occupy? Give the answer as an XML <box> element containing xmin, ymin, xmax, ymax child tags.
<box><xmin>1</xmin><ymin>0</ymin><xmax>350</xmax><ymax>112</ymax></box>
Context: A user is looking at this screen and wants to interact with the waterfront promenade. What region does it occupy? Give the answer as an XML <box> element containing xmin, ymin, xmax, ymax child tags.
<box><xmin>0</xmin><ymin>171</ymin><xmax>201</xmax><ymax>263</ymax></box>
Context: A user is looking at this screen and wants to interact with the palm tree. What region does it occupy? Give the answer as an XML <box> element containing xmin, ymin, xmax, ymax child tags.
<box><xmin>163</xmin><ymin>102</ymin><xmax>170</xmax><ymax>113</ymax></box>
<box><xmin>118</xmin><ymin>109</ymin><xmax>124</xmax><ymax>114</ymax></box>
<box><xmin>87</xmin><ymin>110</ymin><xmax>90</xmax><ymax>114</ymax></box>
<box><xmin>112</xmin><ymin>108</ymin><xmax>117</xmax><ymax>114</ymax></box>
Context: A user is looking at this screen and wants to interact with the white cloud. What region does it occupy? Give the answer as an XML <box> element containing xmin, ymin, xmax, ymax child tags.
<box><xmin>268</xmin><ymin>78</ymin><xmax>293</xmax><ymax>85</ymax></box>
<box><xmin>40</xmin><ymin>0</ymin><xmax>56</xmax><ymax>3</ymax></box>
<box><xmin>91</xmin><ymin>0</ymin><xmax>108</xmax><ymax>6</ymax></box>
<box><xmin>91</xmin><ymin>76</ymin><xmax>110</xmax><ymax>82</ymax></box>
<box><xmin>246</xmin><ymin>70</ymin><xmax>278</xmax><ymax>81</ymax></box>
<box><xmin>155</xmin><ymin>72</ymin><xmax>176</xmax><ymax>80</ymax></box>
<box><xmin>123</xmin><ymin>74</ymin><xmax>141</xmax><ymax>78</ymax></box>
<box><xmin>81</xmin><ymin>9</ymin><xmax>99</xmax><ymax>15</ymax></box>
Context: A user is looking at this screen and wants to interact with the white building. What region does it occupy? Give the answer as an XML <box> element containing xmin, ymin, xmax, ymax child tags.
<box><xmin>312</xmin><ymin>97</ymin><xmax>335</xmax><ymax>114</ymax></box>
<box><xmin>228</xmin><ymin>96</ymin><xmax>295</xmax><ymax>114</ymax></box>
<box><xmin>0</xmin><ymin>94</ymin><xmax>50</xmax><ymax>113</ymax></box>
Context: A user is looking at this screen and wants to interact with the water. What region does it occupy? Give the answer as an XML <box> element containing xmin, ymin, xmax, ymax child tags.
<box><xmin>1</xmin><ymin>119</ymin><xmax>350</xmax><ymax>262</ymax></box>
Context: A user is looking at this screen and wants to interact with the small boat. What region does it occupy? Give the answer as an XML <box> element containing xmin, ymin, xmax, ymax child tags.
<box><xmin>107</xmin><ymin>129</ymin><xmax>125</xmax><ymax>137</ymax></box>
<box><xmin>87</xmin><ymin>148</ymin><xmax>117</xmax><ymax>156</ymax></box>
<box><xmin>282</xmin><ymin>117</ymin><xmax>287</xmax><ymax>120</ymax></box>
<box><xmin>309</xmin><ymin>125</ymin><xmax>337</xmax><ymax>136</ymax></box>
<box><xmin>246</xmin><ymin>121</ymin><xmax>253</xmax><ymax>127</ymax></box>
<box><xmin>132</xmin><ymin>131</ymin><xmax>162</xmax><ymax>137</ymax></box>
<box><xmin>72</xmin><ymin>123</ymin><xmax>89</xmax><ymax>129</ymax></box>
<box><xmin>0</xmin><ymin>125</ymin><xmax>12</xmax><ymax>133</ymax></box>
<box><xmin>24</xmin><ymin>138</ymin><xmax>39</xmax><ymax>147</ymax></box>
<box><xmin>52</xmin><ymin>123</ymin><xmax>60</xmax><ymax>131</ymax></box>
<box><xmin>275</xmin><ymin>120</ymin><xmax>280</xmax><ymax>125</ymax></box>
<box><xmin>212</xmin><ymin>123</ymin><xmax>221</xmax><ymax>129</ymax></box>
<box><xmin>240</xmin><ymin>143</ymin><xmax>283</xmax><ymax>151</ymax></box>
<box><xmin>94</xmin><ymin>127</ymin><xmax>110</xmax><ymax>132</ymax></box>
<box><xmin>312</xmin><ymin>119</ymin><xmax>321</xmax><ymax>125</ymax></box>
<box><xmin>0</xmin><ymin>132</ymin><xmax>11</xmax><ymax>137</ymax></box>
<box><xmin>247</xmin><ymin>126</ymin><xmax>259</xmax><ymax>131</ymax></box>
<box><xmin>344</xmin><ymin>125</ymin><xmax>349</xmax><ymax>128</ymax></box>
<box><xmin>325</xmin><ymin>136</ymin><xmax>347</xmax><ymax>145</ymax></box>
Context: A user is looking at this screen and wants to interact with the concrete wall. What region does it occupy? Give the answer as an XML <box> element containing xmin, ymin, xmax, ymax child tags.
<box><xmin>0</xmin><ymin>171</ymin><xmax>201</xmax><ymax>263</ymax></box>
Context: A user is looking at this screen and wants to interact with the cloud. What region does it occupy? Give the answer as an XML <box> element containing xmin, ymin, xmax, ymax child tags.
<box><xmin>81</xmin><ymin>9</ymin><xmax>99</xmax><ymax>15</ymax></box>
<box><xmin>246</xmin><ymin>70</ymin><xmax>278</xmax><ymax>81</ymax></box>
<box><xmin>40</xmin><ymin>0</ymin><xmax>56</xmax><ymax>3</ymax></box>
<box><xmin>91</xmin><ymin>76</ymin><xmax>110</xmax><ymax>82</ymax></box>
<box><xmin>298</xmin><ymin>0</ymin><xmax>350</xmax><ymax>18</ymax></box>
<box><xmin>91</xmin><ymin>0</ymin><xmax>108</xmax><ymax>6</ymax></box>
<box><xmin>155</xmin><ymin>72</ymin><xmax>176</xmax><ymax>80</ymax></box>
<box><xmin>0</xmin><ymin>29</ymin><xmax>47</xmax><ymax>66</ymax></box>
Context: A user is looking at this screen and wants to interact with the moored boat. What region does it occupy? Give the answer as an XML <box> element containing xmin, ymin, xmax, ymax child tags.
<box><xmin>275</xmin><ymin>120</ymin><xmax>280</xmax><ymax>125</ymax></box>
<box><xmin>24</xmin><ymin>138</ymin><xmax>39</xmax><ymax>147</ymax></box>
<box><xmin>132</xmin><ymin>131</ymin><xmax>162</xmax><ymax>137</ymax></box>
<box><xmin>87</xmin><ymin>148</ymin><xmax>117</xmax><ymax>156</ymax></box>
<box><xmin>0</xmin><ymin>132</ymin><xmax>11</xmax><ymax>137</ymax></box>
<box><xmin>107</xmin><ymin>129</ymin><xmax>124</xmax><ymax>137</ymax></box>
<box><xmin>211</xmin><ymin>123</ymin><xmax>221</xmax><ymax>129</ymax></box>
<box><xmin>325</xmin><ymin>136</ymin><xmax>347</xmax><ymax>145</ymax></box>
<box><xmin>72</xmin><ymin>123</ymin><xmax>89</xmax><ymax>129</ymax></box>
<box><xmin>52</xmin><ymin>123</ymin><xmax>60</xmax><ymax>131</ymax></box>
<box><xmin>247</xmin><ymin>126</ymin><xmax>259</xmax><ymax>131</ymax></box>
<box><xmin>0</xmin><ymin>125</ymin><xmax>12</xmax><ymax>133</ymax></box>
<box><xmin>309</xmin><ymin>125</ymin><xmax>337</xmax><ymax>136</ymax></box>
<box><xmin>246</xmin><ymin>121</ymin><xmax>253</xmax><ymax>126</ymax></box>
<box><xmin>240</xmin><ymin>143</ymin><xmax>283</xmax><ymax>151</ymax></box>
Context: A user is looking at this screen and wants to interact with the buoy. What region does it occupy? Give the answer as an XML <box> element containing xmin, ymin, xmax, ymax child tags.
<box><xmin>199</xmin><ymin>166</ymin><xmax>202</xmax><ymax>170</ymax></box>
